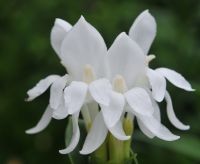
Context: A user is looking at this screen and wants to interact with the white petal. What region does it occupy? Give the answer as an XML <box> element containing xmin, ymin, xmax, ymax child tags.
<box><xmin>156</xmin><ymin>68</ymin><xmax>194</xmax><ymax>91</ymax></box>
<box><xmin>80</xmin><ymin>112</ymin><xmax>108</xmax><ymax>154</ymax></box>
<box><xmin>138</xmin><ymin>115</ymin><xmax>180</xmax><ymax>141</ymax></box>
<box><xmin>64</xmin><ymin>81</ymin><xmax>88</xmax><ymax>115</ymax></box>
<box><xmin>137</xmin><ymin>119</ymin><xmax>154</xmax><ymax>138</ymax></box>
<box><xmin>89</xmin><ymin>78</ymin><xmax>112</xmax><ymax>106</ymax></box>
<box><xmin>26</xmin><ymin>105</ymin><xmax>53</xmax><ymax>134</ymax></box>
<box><xmin>50</xmin><ymin>75</ymin><xmax>69</xmax><ymax>109</ymax></box>
<box><xmin>147</xmin><ymin>68</ymin><xmax>166</xmax><ymax>102</ymax></box>
<box><xmin>27</xmin><ymin>75</ymin><xmax>60</xmax><ymax>101</ymax></box>
<box><xmin>129</xmin><ymin>10</ymin><xmax>156</xmax><ymax>55</ymax></box>
<box><xmin>50</xmin><ymin>18</ymin><xmax>72</xmax><ymax>56</ymax></box>
<box><xmin>165</xmin><ymin>91</ymin><xmax>190</xmax><ymax>130</ymax></box>
<box><xmin>59</xmin><ymin>113</ymin><xmax>80</xmax><ymax>154</ymax></box>
<box><xmin>108</xmin><ymin>32</ymin><xmax>145</xmax><ymax>88</ymax></box>
<box><xmin>125</xmin><ymin>87</ymin><xmax>154</xmax><ymax>116</ymax></box>
<box><xmin>109</xmin><ymin>119</ymin><xmax>130</xmax><ymax>140</ymax></box>
<box><xmin>52</xmin><ymin>96</ymin><xmax>68</xmax><ymax>120</ymax></box>
<box><xmin>61</xmin><ymin>16</ymin><xmax>107</xmax><ymax>80</ymax></box>
<box><xmin>137</xmin><ymin>97</ymin><xmax>161</xmax><ymax>139</ymax></box>
<box><xmin>101</xmin><ymin>91</ymin><xmax>125</xmax><ymax>128</ymax></box>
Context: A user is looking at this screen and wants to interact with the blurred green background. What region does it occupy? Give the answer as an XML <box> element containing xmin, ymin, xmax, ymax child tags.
<box><xmin>0</xmin><ymin>0</ymin><xmax>199</xmax><ymax>163</ymax></box>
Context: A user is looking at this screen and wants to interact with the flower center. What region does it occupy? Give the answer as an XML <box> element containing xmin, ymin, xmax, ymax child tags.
<box><xmin>113</xmin><ymin>75</ymin><xmax>127</xmax><ymax>93</ymax></box>
<box><xmin>83</xmin><ymin>64</ymin><xmax>96</xmax><ymax>84</ymax></box>
<box><xmin>146</xmin><ymin>54</ymin><xmax>156</xmax><ymax>66</ymax></box>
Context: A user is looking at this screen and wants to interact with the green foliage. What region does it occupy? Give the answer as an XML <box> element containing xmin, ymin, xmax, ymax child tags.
<box><xmin>0</xmin><ymin>0</ymin><xmax>199</xmax><ymax>163</ymax></box>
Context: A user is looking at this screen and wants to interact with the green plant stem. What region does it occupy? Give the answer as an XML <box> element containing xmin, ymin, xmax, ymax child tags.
<box><xmin>123</xmin><ymin>114</ymin><xmax>134</xmax><ymax>159</ymax></box>
<box><xmin>90</xmin><ymin>139</ymin><xmax>107</xmax><ymax>164</ymax></box>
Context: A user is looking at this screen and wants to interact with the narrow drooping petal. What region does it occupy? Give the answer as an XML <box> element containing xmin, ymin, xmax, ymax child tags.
<box><xmin>64</xmin><ymin>81</ymin><xmax>88</xmax><ymax>115</ymax></box>
<box><xmin>165</xmin><ymin>92</ymin><xmax>190</xmax><ymax>130</ymax></box>
<box><xmin>50</xmin><ymin>75</ymin><xmax>69</xmax><ymax>109</ymax></box>
<box><xmin>129</xmin><ymin>10</ymin><xmax>156</xmax><ymax>55</ymax></box>
<box><xmin>26</xmin><ymin>105</ymin><xmax>53</xmax><ymax>134</ymax></box>
<box><xmin>59</xmin><ymin>113</ymin><xmax>80</xmax><ymax>154</ymax></box>
<box><xmin>52</xmin><ymin>96</ymin><xmax>68</xmax><ymax>120</ymax></box>
<box><xmin>61</xmin><ymin>16</ymin><xmax>107</xmax><ymax>80</ymax></box>
<box><xmin>137</xmin><ymin>119</ymin><xmax>154</xmax><ymax>138</ymax></box>
<box><xmin>156</xmin><ymin>68</ymin><xmax>194</xmax><ymax>91</ymax></box>
<box><xmin>108</xmin><ymin>32</ymin><xmax>145</xmax><ymax>88</ymax></box>
<box><xmin>89</xmin><ymin>78</ymin><xmax>112</xmax><ymax>106</ymax></box>
<box><xmin>109</xmin><ymin>119</ymin><xmax>130</xmax><ymax>140</ymax></box>
<box><xmin>125</xmin><ymin>87</ymin><xmax>154</xmax><ymax>116</ymax></box>
<box><xmin>147</xmin><ymin>68</ymin><xmax>166</xmax><ymax>102</ymax></box>
<box><xmin>101</xmin><ymin>91</ymin><xmax>125</xmax><ymax>128</ymax></box>
<box><xmin>27</xmin><ymin>75</ymin><xmax>60</xmax><ymax>101</ymax></box>
<box><xmin>80</xmin><ymin>112</ymin><xmax>108</xmax><ymax>155</ymax></box>
<box><xmin>138</xmin><ymin>115</ymin><xmax>180</xmax><ymax>141</ymax></box>
<box><xmin>152</xmin><ymin>99</ymin><xmax>161</xmax><ymax>122</ymax></box>
<box><xmin>50</xmin><ymin>18</ymin><xmax>72</xmax><ymax>56</ymax></box>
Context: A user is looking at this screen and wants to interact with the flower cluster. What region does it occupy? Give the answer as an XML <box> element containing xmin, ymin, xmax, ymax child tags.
<box><xmin>26</xmin><ymin>10</ymin><xmax>194</xmax><ymax>155</ymax></box>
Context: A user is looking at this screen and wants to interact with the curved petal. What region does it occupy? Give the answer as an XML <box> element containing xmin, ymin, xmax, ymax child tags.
<box><xmin>89</xmin><ymin>78</ymin><xmax>112</xmax><ymax>106</ymax></box>
<box><xmin>137</xmin><ymin>119</ymin><xmax>154</xmax><ymax>138</ymax></box>
<box><xmin>61</xmin><ymin>16</ymin><xmax>107</xmax><ymax>80</ymax></box>
<box><xmin>80</xmin><ymin>112</ymin><xmax>108</xmax><ymax>155</ymax></box>
<box><xmin>109</xmin><ymin>119</ymin><xmax>130</xmax><ymax>140</ymax></box>
<box><xmin>59</xmin><ymin>113</ymin><xmax>80</xmax><ymax>154</ymax></box>
<box><xmin>107</xmin><ymin>32</ymin><xmax>145</xmax><ymax>88</ymax></box>
<box><xmin>156</xmin><ymin>68</ymin><xmax>194</xmax><ymax>91</ymax></box>
<box><xmin>52</xmin><ymin>96</ymin><xmax>68</xmax><ymax>120</ymax></box>
<box><xmin>26</xmin><ymin>75</ymin><xmax>60</xmax><ymax>101</ymax></box>
<box><xmin>64</xmin><ymin>81</ymin><xmax>88</xmax><ymax>115</ymax></box>
<box><xmin>50</xmin><ymin>18</ymin><xmax>72</xmax><ymax>56</ymax></box>
<box><xmin>125</xmin><ymin>87</ymin><xmax>154</xmax><ymax>116</ymax></box>
<box><xmin>26</xmin><ymin>105</ymin><xmax>53</xmax><ymax>134</ymax></box>
<box><xmin>101</xmin><ymin>91</ymin><xmax>125</xmax><ymax>128</ymax></box>
<box><xmin>165</xmin><ymin>91</ymin><xmax>190</xmax><ymax>130</ymax></box>
<box><xmin>147</xmin><ymin>68</ymin><xmax>166</xmax><ymax>102</ymax></box>
<box><xmin>138</xmin><ymin>115</ymin><xmax>180</xmax><ymax>141</ymax></box>
<box><xmin>50</xmin><ymin>75</ymin><xmax>69</xmax><ymax>109</ymax></box>
<box><xmin>129</xmin><ymin>10</ymin><xmax>156</xmax><ymax>55</ymax></box>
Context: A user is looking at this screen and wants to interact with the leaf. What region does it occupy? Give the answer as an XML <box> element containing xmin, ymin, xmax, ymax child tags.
<box><xmin>65</xmin><ymin>117</ymin><xmax>89</xmax><ymax>164</ymax></box>
<box><xmin>134</xmin><ymin>132</ymin><xmax>200</xmax><ymax>161</ymax></box>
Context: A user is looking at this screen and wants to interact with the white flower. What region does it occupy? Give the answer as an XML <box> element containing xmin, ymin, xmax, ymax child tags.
<box><xmin>128</xmin><ymin>10</ymin><xmax>194</xmax><ymax>135</ymax></box>
<box><xmin>26</xmin><ymin>16</ymin><xmax>121</xmax><ymax>154</ymax></box>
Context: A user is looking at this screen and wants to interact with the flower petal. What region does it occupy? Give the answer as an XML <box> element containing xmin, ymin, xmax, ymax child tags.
<box><xmin>101</xmin><ymin>91</ymin><xmax>125</xmax><ymax>128</ymax></box>
<box><xmin>26</xmin><ymin>75</ymin><xmax>60</xmax><ymax>101</ymax></box>
<box><xmin>89</xmin><ymin>78</ymin><xmax>112</xmax><ymax>106</ymax></box>
<box><xmin>26</xmin><ymin>105</ymin><xmax>53</xmax><ymax>134</ymax></box>
<box><xmin>61</xmin><ymin>16</ymin><xmax>107</xmax><ymax>80</ymax></box>
<box><xmin>64</xmin><ymin>81</ymin><xmax>88</xmax><ymax>115</ymax></box>
<box><xmin>137</xmin><ymin>119</ymin><xmax>155</xmax><ymax>138</ymax></box>
<box><xmin>52</xmin><ymin>96</ymin><xmax>68</xmax><ymax>120</ymax></box>
<box><xmin>156</xmin><ymin>68</ymin><xmax>194</xmax><ymax>91</ymax></box>
<box><xmin>138</xmin><ymin>115</ymin><xmax>180</xmax><ymax>141</ymax></box>
<box><xmin>107</xmin><ymin>32</ymin><xmax>145</xmax><ymax>88</ymax></box>
<box><xmin>129</xmin><ymin>10</ymin><xmax>156</xmax><ymax>55</ymax></box>
<box><xmin>147</xmin><ymin>68</ymin><xmax>166</xmax><ymax>102</ymax></box>
<box><xmin>50</xmin><ymin>18</ymin><xmax>72</xmax><ymax>56</ymax></box>
<box><xmin>59</xmin><ymin>113</ymin><xmax>80</xmax><ymax>154</ymax></box>
<box><xmin>50</xmin><ymin>75</ymin><xmax>69</xmax><ymax>109</ymax></box>
<box><xmin>80</xmin><ymin>112</ymin><xmax>108</xmax><ymax>155</ymax></box>
<box><xmin>125</xmin><ymin>87</ymin><xmax>154</xmax><ymax>116</ymax></box>
<box><xmin>109</xmin><ymin>119</ymin><xmax>130</xmax><ymax>140</ymax></box>
<box><xmin>165</xmin><ymin>91</ymin><xmax>190</xmax><ymax>130</ymax></box>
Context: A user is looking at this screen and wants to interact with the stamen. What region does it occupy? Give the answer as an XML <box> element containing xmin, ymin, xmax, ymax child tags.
<box><xmin>83</xmin><ymin>64</ymin><xmax>96</xmax><ymax>84</ymax></box>
<box><xmin>146</xmin><ymin>54</ymin><xmax>156</xmax><ymax>65</ymax></box>
<box><xmin>113</xmin><ymin>75</ymin><xmax>127</xmax><ymax>93</ymax></box>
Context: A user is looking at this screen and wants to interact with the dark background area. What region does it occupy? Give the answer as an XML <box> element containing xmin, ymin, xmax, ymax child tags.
<box><xmin>0</xmin><ymin>0</ymin><xmax>199</xmax><ymax>163</ymax></box>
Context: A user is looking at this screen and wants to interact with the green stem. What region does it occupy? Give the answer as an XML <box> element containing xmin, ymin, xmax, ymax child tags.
<box><xmin>108</xmin><ymin>133</ymin><xmax>124</xmax><ymax>164</ymax></box>
<box><xmin>90</xmin><ymin>138</ymin><xmax>107</xmax><ymax>164</ymax></box>
<box><xmin>123</xmin><ymin>114</ymin><xmax>134</xmax><ymax>160</ymax></box>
